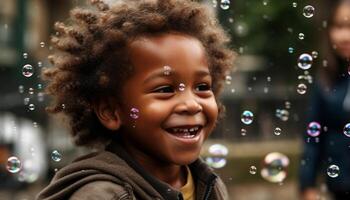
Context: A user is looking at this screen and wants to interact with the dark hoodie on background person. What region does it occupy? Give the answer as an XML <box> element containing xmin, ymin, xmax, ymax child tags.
<box><xmin>36</xmin><ymin>139</ymin><xmax>229</xmax><ymax>200</ymax></box>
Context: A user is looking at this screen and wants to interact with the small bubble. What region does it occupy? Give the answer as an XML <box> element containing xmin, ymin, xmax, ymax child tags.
<box><xmin>288</xmin><ymin>47</ymin><xmax>294</xmax><ymax>54</ymax></box>
<box><xmin>38</xmin><ymin>61</ymin><xmax>43</xmax><ymax>68</ymax></box>
<box><xmin>6</xmin><ymin>156</ymin><xmax>21</xmax><ymax>173</ymax></box>
<box><xmin>51</xmin><ymin>150</ymin><xmax>62</xmax><ymax>162</ymax></box>
<box><xmin>311</xmin><ymin>51</ymin><xmax>318</xmax><ymax>58</ymax></box>
<box><xmin>249</xmin><ymin>166</ymin><xmax>257</xmax><ymax>174</ymax></box>
<box><xmin>274</xmin><ymin>127</ymin><xmax>282</xmax><ymax>136</ymax></box>
<box><xmin>18</xmin><ymin>85</ymin><xmax>24</xmax><ymax>93</ymax></box>
<box><xmin>263</xmin><ymin>87</ymin><xmax>269</xmax><ymax>93</ymax></box>
<box><xmin>303</xmin><ymin>5</ymin><xmax>315</xmax><ymax>18</ymax></box>
<box><xmin>292</xmin><ymin>2</ymin><xmax>297</xmax><ymax>7</ymax></box>
<box><xmin>261</xmin><ymin>152</ymin><xmax>289</xmax><ymax>183</ymax></box>
<box><xmin>298</xmin><ymin>53</ymin><xmax>313</xmax><ymax>70</ymax></box>
<box><xmin>40</xmin><ymin>42</ymin><xmax>45</xmax><ymax>48</ymax></box>
<box><xmin>130</xmin><ymin>108</ymin><xmax>139</xmax><ymax>119</ymax></box>
<box><xmin>220</xmin><ymin>0</ymin><xmax>230</xmax><ymax>10</ymax></box>
<box><xmin>33</xmin><ymin>122</ymin><xmax>38</xmax><ymax>128</ymax></box>
<box><xmin>37</xmin><ymin>84</ymin><xmax>43</xmax><ymax>90</ymax></box>
<box><xmin>307</xmin><ymin>122</ymin><xmax>321</xmax><ymax>137</ymax></box>
<box><xmin>327</xmin><ymin>165</ymin><xmax>340</xmax><ymax>178</ymax></box>
<box><xmin>28</xmin><ymin>88</ymin><xmax>34</xmax><ymax>95</ymax></box>
<box><xmin>276</xmin><ymin>109</ymin><xmax>289</xmax><ymax>121</ymax></box>
<box><xmin>37</xmin><ymin>92</ymin><xmax>45</xmax><ymax>102</ymax></box>
<box><xmin>241</xmin><ymin>128</ymin><xmax>247</xmax><ymax>136</ymax></box>
<box><xmin>231</xmin><ymin>88</ymin><xmax>235</xmax><ymax>93</ymax></box>
<box><xmin>298</xmin><ymin>33</ymin><xmax>305</xmax><ymax>40</ymax></box>
<box><xmin>61</xmin><ymin>104</ymin><xmax>66</xmax><ymax>109</ymax></box>
<box><xmin>28</xmin><ymin>104</ymin><xmax>35</xmax><ymax>111</ymax></box>
<box><xmin>343</xmin><ymin>123</ymin><xmax>350</xmax><ymax>137</ymax></box>
<box><xmin>263</xmin><ymin>0</ymin><xmax>268</xmax><ymax>6</ymax></box>
<box><xmin>297</xmin><ymin>83</ymin><xmax>307</xmax><ymax>94</ymax></box>
<box><xmin>22</xmin><ymin>64</ymin><xmax>34</xmax><ymax>77</ymax></box>
<box><xmin>163</xmin><ymin>65</ymin><xmax>171</xmax><ymax>76</ymax></box>
<box><xmin>225</xmin><ymin>75</ymin><xmax>232</xmax><ymax>85</ymax></box>
<box><xmin>24</xmin><ymin>97</ymin><xmax>30</xmax><ymax>105</ymax></box>
<box><xmin>179</xmin><ymin>83</ymin><xmax>186</xmax><ymax>91</ymax></box>
<box><xmin>23</xmin><ymin>53</ymin><xmax>28</xmax><ymax>59</ymax></box>
<box><xmin>285</xmin><ymin>101</ymin><xmax>291</xmax><ymax>109</ymax></box>
<box><xmin>212</xmin><ymin>0</ymin><xmax>218</xmax><ymax>8</ymax></box>
<box><xmin>241</xmin><ymin>110</ymin><xmax>254</xmax><ymax>125</ymax></box>
<box><xmin>267</xmin><ymin>76</ymin><xmax>271</xmax><ymax>82</ymax></box>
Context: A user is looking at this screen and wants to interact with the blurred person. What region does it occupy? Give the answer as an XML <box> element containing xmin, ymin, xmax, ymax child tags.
<box><xmin>36</xmin><ymin>0</ymin><xmax>235</xmax><ymax>199</ymax></box>
<box><xmin>299</xmin><ymin>1</ymin><xmax>350</xmax><ymax>200</ymax></box>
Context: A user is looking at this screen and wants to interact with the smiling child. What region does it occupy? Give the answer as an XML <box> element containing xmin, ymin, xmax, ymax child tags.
<box><xmin>36</xmin><ymin>0</ymin><xmax>235</xmax><ymax>199</ymax></box>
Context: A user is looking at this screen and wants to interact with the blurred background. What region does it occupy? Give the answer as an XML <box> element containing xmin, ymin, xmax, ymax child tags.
<box><xmin>0</xmin><ymin>0</ymin><xmax>345</xmax><ymax>199</ymax></box>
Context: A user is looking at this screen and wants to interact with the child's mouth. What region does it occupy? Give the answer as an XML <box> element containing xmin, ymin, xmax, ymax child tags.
<box><xmin>165</xmin><ymin>125</ymin><xmax>202</xmax><ymax>139</ymax></box>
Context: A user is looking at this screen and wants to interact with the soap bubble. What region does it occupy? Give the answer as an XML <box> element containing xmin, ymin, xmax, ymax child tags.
<box><xmin>311</xmin><ymin>51</ymin><xmax>318</xmax><ymax>58</ymax></box>
<box><xmin>276</xmin><ymin>109</ymin><xmax>289</xmax><ymax>121</ymax></box>
<box><xmin>22</xmin><ymin>64</ymin><xmax>34</xmax><ymax>77</ymax></box>
<box><xmin>28</xmin><ymin>88</ymin><xmax>34</xmax><ymax>95</ymax></box>
<box><xmin>274</xmin><ymin>127</ymin><xmax>282</xmax><ymax>136</ymax></box>
<box><xmin>7</xmin><ymin>156</ymin><xmax>21</xmax><ymax>173</ymax></box>
<box><xmin>130</xmin><ymin>108</ymin><xmax>139</xmax><ymax>119</ymax></box>
<box><xmin>261</xmin><ymin>152</ymin><xmax>289</xmax><ymax>183</ymax></box>
<box><xmin>298</xmin><ymin>33</ymin><xmax>305</xmax><ymax>40</ymax></box>
<box><xmin>18</xmin><ymin>85</ymin><xmax>24</xmax><ymax>93</ymax></box>
<box><xmin>327</xmin><ymin>165</ymin><xmax>340</xmax><ymax>178</ymax></box>
<box><xmin>40</xmin><ymin>42</ymin><xmax>45</xmax><ymax>48</ymax></box>
<box><xmin>220</xmin><ymin>0</ymin><xmax>230</xmax><ymax>10</ymax></box>
<box><xmin>303</xmin><ymin>5</ymin><xmax>315</xmax><ymax>18</ymax></box>
<box><xmin>292</xmin><ymin>2</ymin><xmax>297</xmax><ymax>7</ymax></box>
<box><xmin>298</xmin><ymin>53</ymin><xmax>313</xmax><ymax>70</ymax></box>
<box><xmin>37</xmin><ymin>92</ymin><xmax>45</xmax><ymax>102</ymax></box>
<box><xmin>225</xmin><ymin>75</ymin><xmax>232</xmax><ymax>85</ymax></box>
<box><xmin>163</xmin><ymin>66</ymin><xmax>171</xmax><ymax>76</ymax></box>
<box><xmin>24</xmin><ymin>97</ymin><xmax>30</xmax><ymax>105</ymax></box>
<box><xmin>343</xmin><ymin>123</ymin><xmax>350</xmax><ymax>137</ymax></box>
<box><xmin>241</xmin><ymin>110</ymin><xmax>254</xmax><ymax>125</ymax></box>
<box><xmin>249</xmin><ymin>166</ymin><xmax>257</xmax><ymax>175</ymax></box>
<box><xmin>241</xmin><ymin>128</ymin><xmax>247</xmax><ymax>136</ymax></box>
<box><xmin>179</xmin><ymin>83</ymin><xmax>185</xmax><ymax>91</ymax></box>
<box><xmin>23</xmin><ymin>53</ymin><xmax>28</xmax><ymax>59</ymax></box>
<box><xmin>51</xmin><ymin>150</ymin><xmax>62</xmax><ymax>162</ymax></box>
<box><xmin>206</xmin><ymin>144</ymin><xmax>228</xmax><ymax>168</ymax></box>
<box><xmin>297</xmin><ymin>83</ymin><xmax>307</xmax><ymax>94</ymax></box>
<box><xmin>307</xmin><ymin>122</ymin><xmax>321</xmax><ymax>137</ymax></box>
<box><xmin>288</xmin><ymin>47</ymin><xmax>294</xmax><ymax>54</ymax></box>
<box><xmin>28</xmin><ymin>104</ymin><xmax>35</xmax><ymax>111</ymax></box>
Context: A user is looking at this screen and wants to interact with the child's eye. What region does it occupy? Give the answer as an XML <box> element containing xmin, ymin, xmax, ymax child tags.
<box><xmin>153</xmin><ymin>85</ymin><xmax>175</xmax><ymax>93</ymax></box>
<box><xmin>196</xmin><ymin>83</ymin><xmax>211</xmax><ymax>91</ymax></box>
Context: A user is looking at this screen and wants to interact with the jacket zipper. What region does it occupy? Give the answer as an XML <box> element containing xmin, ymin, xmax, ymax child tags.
<box><xmin>203</xmin><ymin>176</ymin><xmax>217</xmax><ymax>200</ymax></box>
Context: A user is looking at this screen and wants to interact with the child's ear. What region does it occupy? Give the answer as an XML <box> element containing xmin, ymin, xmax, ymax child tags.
<box><xmin>94</xmin><ymin>101</ymin><xmax>122</xmax><ymax>131</ymax></box>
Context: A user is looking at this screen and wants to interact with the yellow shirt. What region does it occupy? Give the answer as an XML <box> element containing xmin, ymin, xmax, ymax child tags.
<box><xmin>180</xmin><ymin>166</ymin><xmax>195</xmax><ymax>200</ymax></box>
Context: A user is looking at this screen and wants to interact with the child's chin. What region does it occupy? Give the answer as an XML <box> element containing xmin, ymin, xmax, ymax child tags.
<box><xmin>173</xmin><ymin>154</ymin><xmax>199</xmax><ymax>166</ymax></box>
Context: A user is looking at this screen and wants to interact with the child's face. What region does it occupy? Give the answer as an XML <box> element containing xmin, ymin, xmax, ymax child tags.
<box><xmin>118</xmin><ymin>33</ymin><xmax>218</xmax><ymax>165</ymax></box>
<box><xmin>330</xmin><ymin>3</ymin><xmax>350</xmax><ymax>59</ymax></box>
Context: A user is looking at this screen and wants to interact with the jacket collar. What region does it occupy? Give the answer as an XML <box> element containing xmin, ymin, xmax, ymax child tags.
<box><xmin>106</xmin><ymin>136</ymin><xmax>217</xmax><ymax>200</ymax></box>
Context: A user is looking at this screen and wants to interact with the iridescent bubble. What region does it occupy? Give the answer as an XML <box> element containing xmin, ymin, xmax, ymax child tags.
<box><xmin>179</xmin><ymin>83</ymin><xmax>186</xmax><ymax>91</ymax></box>
<box><xmin>51</xmin><ymin>150</ymin><xmax>62</xmax><ymax>162</ymax></box>
<box><xmin>311</xmin><ymin>51</ymin><xmax>318</xmax><ymax>58</ymax></box>
<box><xmin>163</xmin><ymin>65</ymin><xmax>171</xmax><ymax>76</ymax></box>
<box><xmin>206</xmin><ymin>144</ymin><xmax>228</xmax><ymax>169</ymax></box>
<box><xmin>292</xmin><ymin>2</ymin><xmax>297</xmax><ymax>7</ymax></box>
<box><xmin>130</xmin><ymin>108</ymin><xmax>139</xmax><ymax>119</ymax></box>
<box><xmin>7</xmin><ymin>156</ymin><xmax>21</xmax><ymax>173</ymax></box>
<box><xmin>38</xmin><ymin>61</ymin><xmax>43</xmax><ymax>67</ymax></box>
<box><xmin>40</xmin><ymin>42</ymin><xmax>45</xmax><ymax>48</ymax></box>
<box><xmin>241</xmin><ymin>128</ymin><xmax>247</xmax><ymax>136</ymax></box>
<box><xmin>307</xmin><ymin>121</ymin><xmax>321</xmax><ymax>137</ymax></box>
<box><xmin>249</xmin><ymin>166</ymin><xmax>257</xmax><ymax>174</ymax></box>
<box><xmin>23</xmin><ymin>53</ymin><xmax>28</xmax><ymax>59</ymax></box>
<box><xmin>18</xmin><ymin>85</ymin><xmax>24</xmax><ymax>93</ymax></box>
<box><xmin>274</xmin><ymin>127</ymin><xmax>282</xmax><ymax>136</ymax></box>
<box><xmin>276</xmin><ymin>109</ymin><xmax>289</xmax><ymax>121</ymax></box>
<box><xmin>241</xmin><ymin>110</ymin><xmax>254</xmax><ymax>125</ymax></box>
<box><xmin>288</xmin><ymin>47</ymin><xmax>294</xmax><ymax>54</ymax></box>
<box><xmin>298</xmin><ymin>53</ymin><xmax>313</xmax><ymax>70</ymax></box>
<box><xmin>297</xmin><ymin>83</ymin><xmax>307</xmax><ymax>94</ymax></box>
<box><xmin>28</xmin><ymin>104</ymin><xmax>35</xmax><ymax>111</ymax></box>
<box><xmin>220</xmin><ymin>0</ymin><xmax>230</xmax><ymax>10</ymax></box>
<box><xmin>327</xmin><ymin>165</ymin><xmax>340</xmax><ymax>178</ymax></box>
<box><xmin>298</xmin><ymin>33</ymin><xmax>305</xmax><ymax>40</ymax></box>
<box><xmin>303</xmin><ymin>5</ymin><xmax>315</xmax><ymax>18</ymax></box>
<box><xmin>343</xmin><ymin>123</ymin><xmax>350</xmax><ymax>137</ymax></box>
<box><xmin>37</xmin><ymin>84</ymin><xmax>43</xmax><ymax>90</ymax></box>
<box><xmin>225</xmin><ymin>75</ymin><xmax>232</xmax><ymax>85</ymax></box>
<box><xmin>261</xmin><ymin>152</ymin><xmax>290</xmax><ymax>183</ymax></box>
<box><xmin>22</xmin><ymin>64</ymin><xmax>34</xmax><ymax>77</ymax></box>
<box><xmin>28</xmin><ymin>88</ymin><xmax>34</xmax><ymax>95</ymax></box>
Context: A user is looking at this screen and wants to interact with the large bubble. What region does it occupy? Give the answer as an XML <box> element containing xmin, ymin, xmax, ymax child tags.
<box><xmin>261</xmin><ymin>152</ymin><xmax>289</xmax><ymax>183</ymax></box>
<box><xmin>7</xmin><ymin>156</ymin><xmax>22</xmax><ymax>173</ymax></box>
<box><xmin>205</xmin><ymin>144</ymin><xmax>228</xmax><ymax>169</ymax></box>
<box><xmin>327</xmin><ymin>165</ymin><xmax>340</xmax><ymax>178</ymax></box>
<box><xmin>298</xmin><ymin>53</ymin><xmax>313</xmax><ymax>70</ymax></box>
<box><xmin>343</xmin><ymin>123</ymin><xmax>350</xmax><ymax>137</ymax></box>
<box><xmin>303</xmin><ymin>5</ymin><xmax>315</xmax><ymax>18</ymax></box>
<box><xmin>22</xmin><ymin>64</ymin><xmax>34</xmax><ymax>77</ymax></box>
<box><xmin>307</xmin><ymin>121</ymin><xmax>321</xmax><ymax>137</ymax></box>
<box><xmin>241</xmin><ymin>110</ymin><xmax>254</xmax><ymax>125</ymax></box>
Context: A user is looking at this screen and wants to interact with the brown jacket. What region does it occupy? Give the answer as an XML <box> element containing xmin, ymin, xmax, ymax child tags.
<box><xmin>36</xmin><ymin>141</ymin><xmax>229</xmax><ymax>200</ymax></box>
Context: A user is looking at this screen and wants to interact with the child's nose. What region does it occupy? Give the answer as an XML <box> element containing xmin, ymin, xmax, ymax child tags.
<box><xmin>174</xmin><ymin>92</ymin><xmax>203</xmax><ymax>115</ymax></box>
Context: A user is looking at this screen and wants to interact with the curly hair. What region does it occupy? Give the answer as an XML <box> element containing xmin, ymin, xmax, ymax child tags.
<box><xmin>44</xmin><ymin>0</ymin><xmax>235</xmax><ymax>148</ymax></box>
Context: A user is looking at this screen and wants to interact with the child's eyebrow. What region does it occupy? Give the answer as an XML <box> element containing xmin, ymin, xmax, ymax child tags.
<box><xmin>143</xmin><ymin>68</ymin><xmax>211</xmax><ymax>84</ymax></box>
